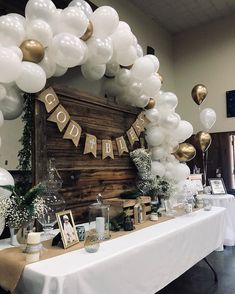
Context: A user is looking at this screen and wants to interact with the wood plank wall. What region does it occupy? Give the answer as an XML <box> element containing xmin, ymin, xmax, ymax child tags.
<box><xmin>33</xmin><ymin>87</ymin><xmax>143</xmax><ymax>222</ymax></box>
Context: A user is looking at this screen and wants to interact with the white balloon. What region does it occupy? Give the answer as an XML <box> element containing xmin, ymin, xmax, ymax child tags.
<box><xmin>131</xmin><ymin>56</ymin><xmax>154</xmax><ymax>80</ymax></box>
<box><xmin>200</xmin><ymin>108</ymin><xmax>216</xmax><ymax>130</ymax></box>
<box><xmin>151</xmin><ymin>146</ymin><xmax>166</xmax><ymax>160</ymax></box>
<box><xmin>87</xmin><ymin>37</ymin><xmax>113</xmax><ymax>65</ymax></box>
<box><xmin>81</xmin><ymin>62</ymin><xmax>106</xmax><ymax>80</ymax></box>
<box><xmin>145</xmin><ymin>126</ymin><xmax>165</xmax><ymax>147</ymax></box>
<box><xmin>160</xmin><ymin>112</ymin><xmax>180</xmax><ymax>129</ymax></box>
<box><xmin>145</xmin><ymin>54</ymin><xmax>160</xmax><ymax>72</ymax></box>
<box><xmin>117</xmin><ymin>21</ymin><xmax>131</xmax><ymax>31</ymax></box>
<box><xmin>9</xmin><ymin>46</ymin><xmax>23</xmax><ymax>60</ymax></box>
<box><xmin>53</xmin><ymin>64</ymin><xmax>68</xmax><ymax>77</ymax></box>
<box><xmin>112</xmin><ymin>29</ymin><xmax>135</xmax><ymax>50</ymax></box>
<box><xmin>174</xmin><ymin>120</ymin><xmax>193</xmax><ymax>143</ymax></box>
<box><xmin>16</xmin><ymin>62</ymin><xmax>46</xmax><ymax>93</ymax></box>
<box><xmin>25</xmin><ymin>0</ymin><xmax>57</xmax><ymax>29</ymax></box>
<box><xmin>0</xmin><ymin>48</ymin><xmax>22</xmax><ymax>83</ymax></box>
<box><xmin>142</xmin><ymin>74</ymin><xmax>161</xmax><ymax>97</ymax></box>
<box><xmin>0</xmin><ymin>167</ymin><xmax>14</xmax><ymax>198</ymax></box>
<box><xmin>136</xmin><ymin>44</ymin><xmax>143</xmax><ymax>57</ymax></box>
<box><xmin>115</xmin><ymin>68</ymin><xmax>131</xmax><ymax>86</ymax></box>
<box><xmin>26</xmin><ymin>19</ymin><xmax>53</xmax><ymax>47</ymax></box>
<box><xmin>126</xmin><ymin>81</ymin><xmax>143</xmax><ymax>98</ymax></box>
<box><xmin>68</xmin><ymin>0</ymin><xmax>93</xmax><ymax>18</ymax></box>
<box><xmin>157</xmin><ymin>92</ymin><xmax>178</xmax><ymax>110</ymax></box>
<box><xmin>134</xmin><ymin>95</ymin><xmax>149</xmax><ymax>108</ymax></box>
<box><xmin>59</xmin><ymin>6</ymin><xmax>88</xmax><ymax>38</ymax></box>
<box><xmin>172</xmin><ymin>163</ymin><xmax>190</xmax><ymax>182</ymax></box>
<box><xmin>0</xmin><ymin>15</ymin><xmax>25</xmax><ymax>46</ymax></box>
<box><xmin>0</xmin><ymin>110</ymin><xmax>4</xmax><ymax>127</ymax></box>
<box><xmin>116</xmin><ymin>45</ymin><xmax>137</xmax><ymax>66</ymax></box>
<box><xmin>151</xmin><ymin>161</ymin><xmax>165</xmax><ymax>177</ymax></box>
<box><xmin>52</xmin><ymin>33</ymin><xmax>86</xmax><ymax>68</ymax></box>
<box><xmin>39</xmin><ymin>48</ymin><xmax>56</xmax><ymax>78</ymax></box>
<box><xmin>145</xmin><ymin>108</ymin><xmax>160</xmax><ymax>123</ymax></box>
<box><xmin>0</xmin><ymin>85</ymin><xmax>24</xmax><ymax>120</ymax></box>
<box><xmin>105</xmin><ymin>62</ymin><xmax>120</xmax><ymax>77</ymax></box>
<box><xmin>8</xmin><ymin>13</ymin><xmax>26</xmax><ymax>28</ymax></box>
<box><xmin>90</xmin><ymin>6</ymin><xmax>119</xmax><ymax>38</ymax></box>
<box><xmin>0</xmin><ymin>84</ymin><xmax>7</xmax><ymax>101</ymax></box>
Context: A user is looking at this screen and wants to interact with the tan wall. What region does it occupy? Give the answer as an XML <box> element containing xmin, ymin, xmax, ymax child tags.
<box><xmin>0</xmin><ymin>116</ymin><xmax>24</xmax><ymax>170</ymax></box>
<box><xmin>1</xmin><ymin>0</ymin><xmax>175</xmax><ymax>170</ymax></box>
<box><xmin>174</xmin><ymin>15</ymin><xmax>235</xmax><ymax>133</ymax></box>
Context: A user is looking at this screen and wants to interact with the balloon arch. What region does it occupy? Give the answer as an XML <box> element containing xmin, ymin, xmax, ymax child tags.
<box><xmin>0</xmin><ymin>0</ymin><xmax>200</xmax><ymax>186</ymax></box>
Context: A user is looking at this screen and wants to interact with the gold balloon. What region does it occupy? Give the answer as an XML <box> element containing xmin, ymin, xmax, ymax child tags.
<box><xmin>194</xmin><ymin>131</ymin><xmax>212</xmax><ymax>152</ymax></box>
<box><xmin>145</xmin><ymin>98</ymin><xmax>155</xmax><ymax>109</ymax></box>
<box><xmin>81</xmin><ymin>21</ymin><xmax>93</xmax><ymax>41</ymax></box>
<box><xmin>20</xmin><ymin>39</ymin><xmax>45</xmax><ymax>63</ymax></box>
<box><xmin>173</xmin><ymin>143</ymin><xmax>196</xmax><ymax>162</ymax></box>
<box><xmin>191</xmin><ymin>84</ymin><xmax>208</xmax><ymax>105</ymax></box>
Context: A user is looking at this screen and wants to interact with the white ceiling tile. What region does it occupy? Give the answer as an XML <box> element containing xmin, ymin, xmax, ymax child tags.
<box><xmin>129</xmin><ymin>0</ymin><xmax>235</xmax><ymax>34</ymax></box>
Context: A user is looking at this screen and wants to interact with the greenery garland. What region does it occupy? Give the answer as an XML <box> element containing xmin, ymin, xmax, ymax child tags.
<box><xmin>16</xmin><ymin>93</ymin><xmax>35</xmax><ymax>195</ymax></box>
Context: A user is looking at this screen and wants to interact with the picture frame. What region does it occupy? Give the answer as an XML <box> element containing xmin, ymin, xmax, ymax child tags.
<box><xmin>189</xmin><ymin>174</ymin><xmax>204</xmax><ymax>193</ymax></box>
<box><xmin>56</xmin><ymin>210</ymin><xmax>79</xmax><ymax>249</ymax></box>
<box><xmin>209</xmin><ymin>178</ymin><xmax>227</xmax><ymax>195</ymax></box>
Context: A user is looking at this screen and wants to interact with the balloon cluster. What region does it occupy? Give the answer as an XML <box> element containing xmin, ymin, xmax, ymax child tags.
<box><xmin>0</xmin><ymin>0</ymin><xmax>195</xmax><ymax>185</ymax></box>
<box><xmin>191</xmin><ymin>84</ymin><xmax>216</xmax><ymax>148</ymax></box>
<box><xmin>142</xmin><ymin>91</ymin><xmax>193</xmax><ymax>183</ymax></box>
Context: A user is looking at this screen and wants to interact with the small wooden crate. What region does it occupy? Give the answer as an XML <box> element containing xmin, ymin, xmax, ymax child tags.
<box><xmin>104</xmin><ymin>196</ymin><xmax>151</xmax><ymax>219</ymax></box>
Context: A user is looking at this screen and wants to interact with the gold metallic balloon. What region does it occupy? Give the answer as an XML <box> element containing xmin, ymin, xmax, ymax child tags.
<box><xmin>191</xmin><ymin>84</ymin><xmax>208</xmax><ymax>105</ymax></box>
<box><xmin>194</xmin><ymin>131</ymin><xmax>212</xmax><ymax>152</ymax></box>
<box><xmin>81</xmin><ymin>21</ymin><xmax>93</xmax><ymax>41</ymax></box>
<box><xmin>145</xmin><ymin>98</ymin><xmax>155</xmax><ymax>109</ymax></box>
<box><xmin>173</xmin><ymin>143</ymin><xmax>196</xmax><ymax>162</ymax></box>
<box><xmin>20</xmin><ymin>39</ymin><xmax>45</xmax><ymax>63</ymax></box>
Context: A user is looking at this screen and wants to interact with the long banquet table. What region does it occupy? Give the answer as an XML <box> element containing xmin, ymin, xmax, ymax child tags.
<box><xmin>197</xmin><ymin>194</ymin><xmax>235</xmax><ymax>246</ymax></box>
<box><xmin>7</xmin><ymin>207</ymin><xmax>225</xmax><ymax>294</ymax></box>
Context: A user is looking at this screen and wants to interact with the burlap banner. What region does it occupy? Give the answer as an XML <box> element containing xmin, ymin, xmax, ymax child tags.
<box><xmin>126</xmin><ymin>127</ymin><xmax>139</xmax><ymax>146</ymax></box>
<box><xmin>84</xmin><ymin>134</ymin><xmax>97</xmax><ymax>157</ymax></box>
<box><xmin>47</xmin><ymin>104</ymin><xmax>70</xmax><ymax>132</ymax></box>
<box><xmin>102</xmin><ymin>140</ymin><xmax>114</xmax><ymax>159</ymax></box>
<box><xmin>38</xmin><ymin>87</ymin><xmax>148</xmax><ymax>160</ymax></box>
<box><xmin>38</xmin><ymin>87</ymin><xmax>59</xmax><ymax>113</ymax></box>
<box><xmin>116</xmin><ymin>136</ymin><xmax>128</xmax><ymax>156</ymax></box>
<box><xmin>63</xmin><ymin>120</ymin><xmax>82</xmax><ymax>147</ymax></box>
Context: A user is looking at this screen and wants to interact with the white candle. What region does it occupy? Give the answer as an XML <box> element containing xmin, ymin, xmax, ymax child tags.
<box><xmin>27</xmin><ymin>232</ymin><xmax>41</xmax><ymax>244</ymax></box>
<box><xmin>96</xmin><ymin>217</ymin><xmax>105</xmax><ymax>239</ymax></box>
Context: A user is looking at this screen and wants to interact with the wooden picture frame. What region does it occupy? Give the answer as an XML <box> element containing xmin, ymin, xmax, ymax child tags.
<box><xmin>56</xmin><ymin>210</ymin><xmax>79</xmax><ymax>249</ymax></box>
<box><xmin>209</xmin><ymin>178</ymin><xmax>227</xmax><ymax>195</ymax></box>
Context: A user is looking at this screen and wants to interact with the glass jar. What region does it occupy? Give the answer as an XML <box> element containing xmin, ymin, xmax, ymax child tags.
<box><xmin>89</xmin><ymin>194</ymin><xmax>110</xmax><ymax>241</ymax></box>
<box><xmin>37</xmin><ymin>158</ymin><xmax>66</xmax><ymax>237</ymax></box>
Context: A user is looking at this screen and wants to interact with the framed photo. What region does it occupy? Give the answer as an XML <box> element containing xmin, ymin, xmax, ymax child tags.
<box><xmin>209</xmin><ymin>178</ymin><xmax>227</xmax><ymax>195</ymax></box>
<box><xmin>189</xmin><ymin>174</ymin><xmax>203</xmax><ymax>193</ymax></box>
<box><xmin>56</xmin><ymin>210</ymin><xmax>79</xmax><ymax>249</ymax></box>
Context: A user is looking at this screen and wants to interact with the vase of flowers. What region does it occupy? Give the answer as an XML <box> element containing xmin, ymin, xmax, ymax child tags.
<box><xmin>0</xmin><ymin>184</ymin><xmax>45</xmax><ymax>245</ymax></box>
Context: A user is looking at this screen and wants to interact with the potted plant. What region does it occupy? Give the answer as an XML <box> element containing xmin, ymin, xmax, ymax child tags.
<box><xmin>0</xmin><ymin>184</ymin><xmax>45</xmax><ymax>245</ymax></box>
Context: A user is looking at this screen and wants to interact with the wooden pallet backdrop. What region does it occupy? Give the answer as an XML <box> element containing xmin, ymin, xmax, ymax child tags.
<box><xmin>32</xmin><ymin>86</ymin><xmax>143</xmax><ymax>222</ymax></box>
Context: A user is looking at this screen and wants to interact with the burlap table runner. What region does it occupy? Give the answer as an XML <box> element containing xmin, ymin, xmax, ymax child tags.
<box><xmin>0</xmin><ymin>215</ymin><xmax>174</xmax><ymax>292</ymax></box>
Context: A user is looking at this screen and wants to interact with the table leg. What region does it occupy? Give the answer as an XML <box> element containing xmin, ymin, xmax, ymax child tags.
<box><xmin>203</xmin><ymin>257</ymin><xmax>218</xmax><ymax>282</ymax></box>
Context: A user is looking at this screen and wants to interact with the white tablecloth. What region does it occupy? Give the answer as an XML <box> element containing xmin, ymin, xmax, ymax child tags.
<box><xmin>197</xmin><ymin>194</ymin><xmax>235</xmax><ymax>246</ymax></box>
<box><xmin>10</xmin><ymin>207</ymin><xmax>225</xmax><ymax>294</ymax></box>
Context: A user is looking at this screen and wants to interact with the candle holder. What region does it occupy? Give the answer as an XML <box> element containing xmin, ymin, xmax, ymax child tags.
<box><xmin>89</xmin><ymin>194</ymin><xmax>110</xmax><ymax>241</ymax></box>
